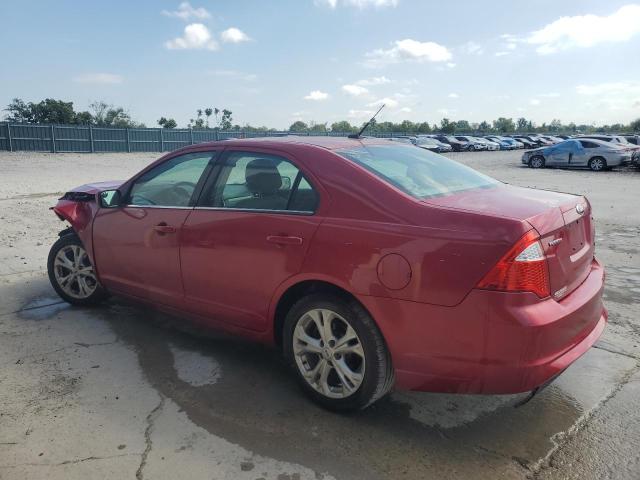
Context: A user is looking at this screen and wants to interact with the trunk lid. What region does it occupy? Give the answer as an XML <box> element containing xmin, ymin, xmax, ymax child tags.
<box><xmin>425</xmin><ymin>185</ymin><xmax>594</xmax><ymax>299</ymax></box>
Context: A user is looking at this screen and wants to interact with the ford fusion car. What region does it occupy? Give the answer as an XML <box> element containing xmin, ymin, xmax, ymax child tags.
<box><xmin>48</xmin><ymin>137</ymin><xmax>606</xmax><ymax>411</ymax></box>
<box><xmin>522</xmin><ymin>138</ymin><xmax>632</xmax><ymax>171</ymax></box>
<box><xmin>485</xmin><ymin>136</ymin><xmax>517</xmax><ymax>150</ymax></box>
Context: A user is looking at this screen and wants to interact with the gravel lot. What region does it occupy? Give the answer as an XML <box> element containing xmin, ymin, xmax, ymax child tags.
<box><xmin>0</xmin><ymin>150</ymin><xmax>639</xmax><ymax>480</ymax></box>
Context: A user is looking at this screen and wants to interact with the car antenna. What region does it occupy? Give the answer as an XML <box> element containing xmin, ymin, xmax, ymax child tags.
<box><xmin>348</xmin><ymin>104</ymin><xmax>385</xmax><ymax>139</ymax></box>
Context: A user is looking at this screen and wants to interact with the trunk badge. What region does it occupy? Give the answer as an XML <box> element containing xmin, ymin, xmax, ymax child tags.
<box><xmin>576</xmin><ymin>204</ymin><xmax>585</xmax><ymax>215</ymax></box>
<box><xmin>548</xmin><ymin>238</ymin><xmax>563</xmax><ymax>247</ymax></box>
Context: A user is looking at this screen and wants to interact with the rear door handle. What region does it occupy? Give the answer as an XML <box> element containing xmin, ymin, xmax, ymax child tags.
<box><xmin>266</xmin><ymin>235</ymin><xmax>303</xmax><ymax>246</ymax></box>
<box><xmin>153</xmin><ymin>223</ymin><xmax>176</xmax><ymax>234</ymax></box>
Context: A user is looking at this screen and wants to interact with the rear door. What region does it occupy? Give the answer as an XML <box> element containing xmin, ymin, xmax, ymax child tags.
<box><xmin>92</xmin><ymin>151</ymin><xmax>218</xmax><ymax>307</ymax></box>
<box><xmin>180</xmin><ymin>148</ymin><xmax>324</xmax><ymax>331</ymax></box>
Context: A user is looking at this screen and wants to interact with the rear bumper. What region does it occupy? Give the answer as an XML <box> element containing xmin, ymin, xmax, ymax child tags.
<box><xmin>358</xmin><ymin>258</ymin><xmax>606</xmax><ymax>394</ymax></box>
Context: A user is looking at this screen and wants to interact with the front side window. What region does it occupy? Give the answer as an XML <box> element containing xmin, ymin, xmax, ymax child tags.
<box><xmin>202</xmin><ymin>151</ymin><xmax>318</xmax><ymax>213</ymax></box>
<box><xmin>128</xmin><ymin>152</ymin><xmax>214</xmax><ymax>207</ymax></box>
<box><xmin>337</xmin><ymin>144</ymin><xmax>499</xmax><ymax>199</ymax></box>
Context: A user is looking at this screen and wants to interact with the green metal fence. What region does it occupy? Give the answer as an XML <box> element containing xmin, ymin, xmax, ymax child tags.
<box><xmin>0</xmin><ymin>122</ymin><xmax>416</xmax><ymax>153</ymax></box>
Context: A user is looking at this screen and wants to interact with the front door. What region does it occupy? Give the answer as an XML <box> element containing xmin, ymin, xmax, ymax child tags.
<box><xmin>92</xmin><ymin>151</ymin><xmax>217</xmax><ymax>307</ymax></box>
<box><xmin>180</xmin><ymin>149</ymin><xmax>322</xmax><ymax>331</ymax></box>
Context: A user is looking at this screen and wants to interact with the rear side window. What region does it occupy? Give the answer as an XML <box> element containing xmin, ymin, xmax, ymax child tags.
<box><xmin>200</xmin><ymin>151</ymin><xmax>318</xmax><ymax>213</ymax></box>
<box><xmin>579</xmin><ymin>140</ymin><xmax>599</xmax><ymax>148</ymax></box>
<box><xmin>336</xmin><ymin>144</ymin><xmax>499</xmax><ymax>199</ymax></box>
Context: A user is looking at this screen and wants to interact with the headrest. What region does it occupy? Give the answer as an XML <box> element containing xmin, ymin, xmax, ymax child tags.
<box><xmin>245</xmin><ymin>158</ymin><xmax>282</xmax><ymax>195</ymax></box>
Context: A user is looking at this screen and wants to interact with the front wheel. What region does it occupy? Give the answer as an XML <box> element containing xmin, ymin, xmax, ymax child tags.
<box><xmin>588</xmin><ymin>156</ymin><xmax>607</xmax><ymax>172</ymax></box>
<box><xmin>47</xmin><ymin>234</ymin><xmax>108</xmax><ymax>306</ymax></box>
<box><xmin>529</xmin><ymin>155</ymin><xmax>545</xmax><ymax>168</ymax></box>
<box><xmin>283</xmin><ymin>293</ymin><xmax>394</xmax><ymax>411</ymax></box>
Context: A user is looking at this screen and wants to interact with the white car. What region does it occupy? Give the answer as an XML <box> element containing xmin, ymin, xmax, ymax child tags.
<box><xmin>522</xmin><ymin>138</ymin><xmax>632</xmax><ymax>171</ymax></box>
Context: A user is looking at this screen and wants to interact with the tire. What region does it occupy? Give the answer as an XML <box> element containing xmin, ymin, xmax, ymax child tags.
<box><xmin>283</xmin><ymin>293</ymin><xmax>394</xmax><ymax>411</ymax></box>
<box><xmin>47</xmin><ymin>234</ymin><xmax>108</xmax><ymax>306</ymax></box>
<box><xmin>588</xmin><ymin>156</ymin><xmax>607</xmax><ymax>172</ymax></box>
<box><xmin>529</xmin><ymin>155</ymin><xmax>545</xmax><ymax>169</ymax></box>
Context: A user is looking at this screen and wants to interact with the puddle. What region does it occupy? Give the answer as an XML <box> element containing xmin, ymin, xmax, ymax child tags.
<box><xmin>169</xmin><ymin>343</ymin><xmax>221</xmax><ymax>387</ymax></box>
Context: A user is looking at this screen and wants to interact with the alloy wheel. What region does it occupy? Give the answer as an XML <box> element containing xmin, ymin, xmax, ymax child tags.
<box><xmin>590</xmin><ymin>158</ymin><xmax>604</xmax><ymax>171</ymax></box>
<box><xmin>53</xmin><ymin>245</ymin><xmax>98</xmax><ymax>299</ymax></box>
<box><xmin>292</xmin><ymin>308</ymin><xmax>365</xmax><ymax>399</ymax></box>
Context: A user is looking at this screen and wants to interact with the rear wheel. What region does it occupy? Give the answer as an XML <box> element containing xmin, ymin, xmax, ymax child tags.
<box><xmin>588</xmin><ymin>156</ymin><xmax>606</xmax><ymax>172</ymax></box>
<box><xmin>529</xmin><ymin>155</ymin><xmax>545</xmax><ymax>168</ymax></box>
<box><xmin>283</xmin><ymin>293</ymin><xmax>394</xmax><ymax>411</ymax></box>
<box><xmin>47</xmin><ymin>234</ymin><xmax>107</xmax><ymax>306</ymax></box>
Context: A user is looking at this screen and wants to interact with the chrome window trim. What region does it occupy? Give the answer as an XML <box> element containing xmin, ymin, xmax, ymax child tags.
<box><xmin>193</xmin><ymin>206</ymin><xmax>315</xmax><ymax>216</ymax></box>
<box><xmin>123</xmin><ymin>205</ymin><xmax>194</xmax><ymax>210</ymax></box>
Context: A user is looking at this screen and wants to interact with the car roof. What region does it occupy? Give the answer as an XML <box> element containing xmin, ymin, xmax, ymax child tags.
<box><xmin>188</xmin><ymin>135</ymin><xmax>395</xmax><ymax>151</ymax></box>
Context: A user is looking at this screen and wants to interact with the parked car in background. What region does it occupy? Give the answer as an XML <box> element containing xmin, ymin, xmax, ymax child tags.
<box><xmin>387</xmin><ymin>136</ymin><xmax>415</xmax><ymax>145</ymax></box>
<box><xmin>622</xmin><ymin>135</ymin><xmax>639</xmax><ymax>145</ymax></box>
<box><xmin>483</xmin><ymin>136</ymin><xmax>515</xmax><ymax>150</ymax></box>
<box><xmin>432</xmin><ymin>134</ymin><xmax>469</xmax><ymax>152</ymax></box>
<box><xmin>522</xmin><ymin>138</ymin><xmax>632</xmax><ymax>171</ymax></box>
<box><xmin>529</xmin><ymin>135</ymin><xmax>555</xmax><ymax>146</ymax></box>
<box><xmin>415</xmin><ymin>136</ymin><xmax>453</xmax><ymax>153</ymax></box>
<box><xmin>539</xmin><ymin>135</ymin><xmax>564</xmax><ymax>144</ymax></box>
<box><xmin>510</xmin><ymin>136</ymin><xmax>539</xmax><ymax>149</ymax></box>
<box><xmin>48</xmin><ymin>136</ymin><xmax>607</xmax><ymax>411</ymax></box>
<box><xmin>576</xmin><ymin>134</ymin><xmax>631</xmax><ymax>145</ymax></box>
<box><xmin>454</xmin><ymin>135</ymin><xmax>487</xmax><ymax>151</ymax></box>
<box><xmin>473</xmin><ymin>137</ymin><xmax>500</xmax><ymax>151</ymax></box>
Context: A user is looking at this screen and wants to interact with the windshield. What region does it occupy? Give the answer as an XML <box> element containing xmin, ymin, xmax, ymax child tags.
<box><xmin>415</xmin><ymin>138</ymin><xmax>437</xmax><ymax>145</ymax></box>
<box><xmin>336</xmin><ymin>144</ymin><xmax>500</xmax><ymax>199</ymax></box>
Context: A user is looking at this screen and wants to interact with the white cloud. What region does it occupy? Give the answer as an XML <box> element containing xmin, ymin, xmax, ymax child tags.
<box><xmin>448</xmin><ymin>93</ymin><xmax>459</xmax><ymax>98</ymax></box>
<box><xmin>506</xmin><ymin>42</ymin><xmax>517</xmax><ymax>50</ymax></box>
<box><xmin>347</xmin><ymin>109</ymin><xmax>375</xmax><ymax>119</ymax></box>
<box><xmin>399</xmin><ymin>107</ymin><xmax>412</xmax><ymax>113</ymax></box>
<box><xmin>165</xmin><ymin>23</ymin><xmax>218</xmax><ymax>50</ymax></box>
<box><xmin>367</xmin><ymin>97</ymin><xmax>399</xmax><ymax>108</ymax></box>
<box><xmin>494</xmin><ymin>51</ymin><xmax>510</xmax><ymax>57</ymax></box>
<box><xmin>446</xmin><ymin>62</ymin><xmax>456</xmax><ymax>68</ymax></box>
<box><xmin>162</xmin><ymin>2</ymin><xmax>211</xmax><ymax>21</ymax></box>
<box><xmin>529</xmin><ymin>99</ymin><xmax>541</xmax><ymax>106</ymax></box>
<box><xmin>364</xmin><ymin>39</ymin><xmax>452</xmax><ymax>67</ymax></box>
<box><xmin>72</xmin><ymin>73</ymin><xmax>123</xmax><ymax>85</ymax></box>
<box><xmin>304</xmin><ymin>90</ymin><xmax>329</xmax><ymax>101</ymax></box>
<box><xmin>210</xmin><ymin>70</ymin><xmax>257</xmax><ymax>81</ymax></box>
<box><xmin>537</xmin><ymin>92</ymin><xmax>560</xmax><ymax>98</ymax></box>
<box><xmin>316</xmin><ymin>0</ymin><xmax>398</xmax><ymax>9</ymax></box>
<box><xmin>527</xmin><ymin>4</ymin><xmax>640</xmax><ymax>54</ymax></box>
<box><xmin>461</xmin><ymin>41</ymin><xmax>483</xmax><ymax>55</ymax></box>
<box><xmin>342</xmin><ymin>84</ymin><xmax>369</xmax><ymax>96</ymax></box>
<box><xmin>356</xmin><ymin>76</ymin><xmax>391</xmax><ymax>86</ymax></box>
<box><xmin>220</xmin><ymin>27</ymin><xmax>250</xmax><ymax>43</ymax></box>
<box><xmin>576</xmin><ymin>82</ymin><xmax>640</xmax><ymax>112</ymax></box>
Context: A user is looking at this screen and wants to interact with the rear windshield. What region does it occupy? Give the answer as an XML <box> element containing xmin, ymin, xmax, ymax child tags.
<box><xmin>336</xmin><ymin>144</ymin><xmax>499</xmax><ymax>199</ymax></box>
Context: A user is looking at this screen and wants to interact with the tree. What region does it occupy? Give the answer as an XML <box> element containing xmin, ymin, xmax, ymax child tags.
<box><xmin>330</xmin><ymin>121</ymin><xmax>355</xmax><ymax>132</ymax></box>
<box><xmin>516</xmin><ymin>117</ymin><xmax>528</xmax><ymax>132</ymax></box>
<box><xmin>417</xmin><ymin>122</ymin><xmax>432</xmax><ymax>133</ymax></box>
<box><xmin>630</xmin><ymin>118</ymin><xmax>640</xmax><ymax>132</ymax></box>
<box><xmin>309</xmin><ymin>121</ymin><xmax>327</xmax><ymax>132</ymax></box>
<box><xmin>158</xmin><ymin>117</ymin><xmax>177</xmax><ymax>129</ymax></box>
<box><xmin>5</xmin><ymin>98</ymin><xmax>76</xmax><ymax>124</ymax></box>
<box><xmin>440</xmin><ymin>118</ymin><xmax>455</xmax><ymax>134</ymax></box>
<box><xmin>88</xmin><ymin>101</ymin><xmax>143</xmax><ymax>128</ymax></box>
<box><xmin>455</xmin><ymin>120</ymin><xmax>471</xmax><ymax>132</ymax></box>
<box><xmin>204</xmin><ymin>108</ymin><xmax>213</xmax><ymax>128</ymax></box>
<box><xmin>220</xmin><ymin>109</ymin><xmax>233</xmax><ymax>130</ymax></box>
<box><xmin>288</xmin><ymin>121</ymin><xmax>309</xmax><ymax>133</ymax></box>
<box><xmin>493</xmin><ymin>117</ymin><xmax>515</xmax><ymax>133</ymax></box>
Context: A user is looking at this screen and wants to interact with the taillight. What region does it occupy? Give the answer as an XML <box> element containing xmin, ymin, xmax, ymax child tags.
<box><xmin>477</xmin><ymin>230</ymin><xmax>550</xmax><ymax>298</ymax></box>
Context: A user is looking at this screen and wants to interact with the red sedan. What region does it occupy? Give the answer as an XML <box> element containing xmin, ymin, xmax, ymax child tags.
<box><xmin>48</xmin><ymin>137</ymin><xmax>606</xmax><ymax>410</ymax></box>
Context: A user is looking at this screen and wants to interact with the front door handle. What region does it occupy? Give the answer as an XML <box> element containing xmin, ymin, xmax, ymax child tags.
<box><xmin>153</xmin><ymin>223</ymin><xmax>176</xmax><ymax>234</ymax></box>
<box><xmin>266</xmin><ymin>235</ymin><xmax>303</xmax><ymax>246</ymax></box>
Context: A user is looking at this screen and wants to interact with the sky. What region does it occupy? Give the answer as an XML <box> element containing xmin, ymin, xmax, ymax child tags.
<box><xmin>1</xmin><ymin>0</ymin><xmax>639</xmax><ymax>129</ymax></box>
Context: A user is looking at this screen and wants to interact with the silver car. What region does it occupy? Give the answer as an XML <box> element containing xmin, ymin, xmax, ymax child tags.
<box><xmin>522</xmin><ymin>138</ymin><xmax>632</xmax><ymax>171</ymax></box>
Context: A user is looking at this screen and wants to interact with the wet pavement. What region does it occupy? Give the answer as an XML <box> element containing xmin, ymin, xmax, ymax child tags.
<box><xmin>1</xmin><ymin>151</ymin><xmax>639</xmax><ymax>479</ymax></box>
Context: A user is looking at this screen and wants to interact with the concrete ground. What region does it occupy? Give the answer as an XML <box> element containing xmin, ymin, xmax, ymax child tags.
<box><xmin>0</xmin><ymin>150</ymin><xmax>638</xmax><ymax>480</ymax></box>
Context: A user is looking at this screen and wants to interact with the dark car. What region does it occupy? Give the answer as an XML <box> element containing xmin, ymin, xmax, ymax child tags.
<box><xmin>415</xmin><ymin>136</ymin><xmax>453</xmax><ymax>153</ymax></box>
<box><xmin>432</xmin><ymin>134</ymin><xmax>469</xmax><ymax>152</ymax></box>
<box><xmin>510</xmin><ymin>136</ymin><xmax>539</xmax><ymax>149</ymax></box>
<box><xmin>47</xmin><ymin>137</ymin><xmax>606</xmax><ymax>411</ymax></box>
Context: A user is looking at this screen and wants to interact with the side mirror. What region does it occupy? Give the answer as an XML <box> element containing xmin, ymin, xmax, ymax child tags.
<box><xmin>99</xmin><ymin>189</ymin><xmax>122</xmax><ymax>208</ymax></box>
